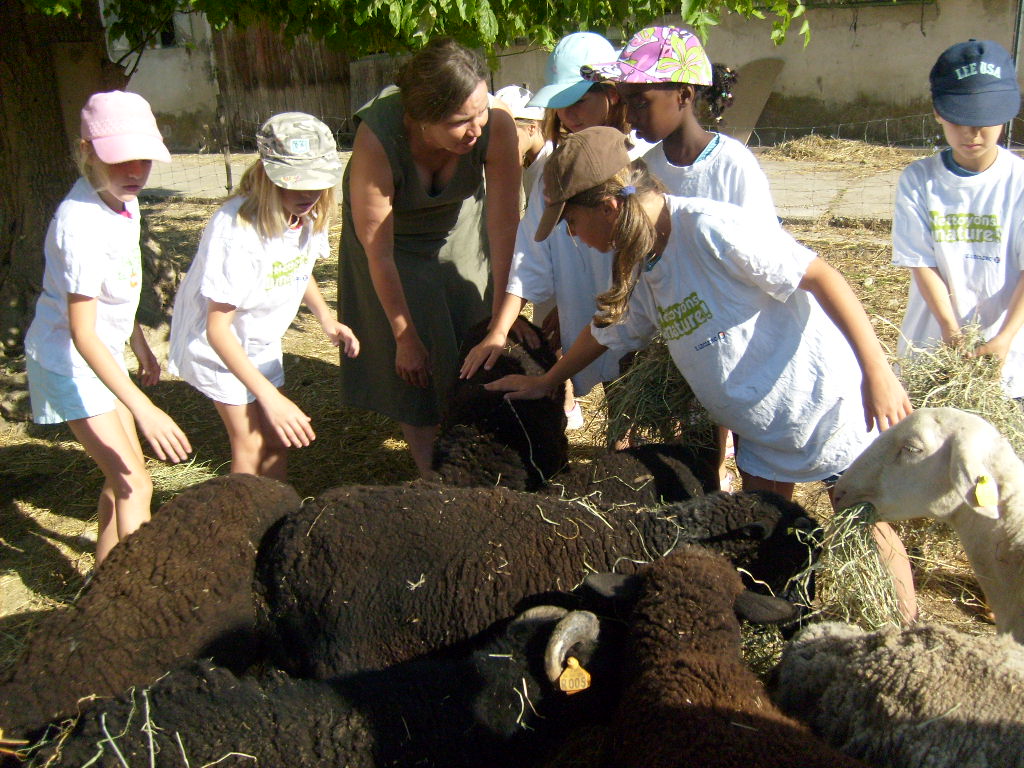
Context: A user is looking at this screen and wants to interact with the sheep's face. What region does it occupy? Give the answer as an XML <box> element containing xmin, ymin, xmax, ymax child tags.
<box><xmin>833</xmin><ymin>408</ymin><xmax>1003</xmax><ymax>523</ymax></box>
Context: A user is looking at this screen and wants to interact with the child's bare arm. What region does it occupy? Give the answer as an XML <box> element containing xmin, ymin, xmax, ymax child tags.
<box><xmin>206</xmin><ymin>300</ymin><xmax>315</xmax><ymax>447</ymax></box>
<box><xmin>975</xmin><ymin>270</ymin><xmax>1024</xmax><ymax>363</ymax></box>
<box><xmin>68</xmin><ymin>295</ymin><xmax>191</xmax><ymax>462</ymax></box>
<box><xmin>909</xmin><ymin>266</ymin><xmax>961</xmax><ymax>344</ymax></box>
<box><xmin>129</xmin><ymin>322</ymin><xmax>160</xmax><ymax>387</ymax></box>
<box><xmin>799</xmin><ymin>258</ymin><xmax>912</xmax><ymax>432</ymax></box>
<box><xmin>302</xmin><ymin>276</ymin><xmax>359</xmax><ymax>358</ymax></box>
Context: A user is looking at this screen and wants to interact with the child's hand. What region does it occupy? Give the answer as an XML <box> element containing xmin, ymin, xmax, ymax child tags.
<box><xmin>460</xmin><ymin>330</ymin><xmax>507</xmax><ymax>379</ymax></box>
<box><xmin>261</xmin><ymin>390</ymin><xmax>316</xmax><ymax>448</ymax></box>
<box><xmin>861</xmin><ymin>365</ymin><xmax>913</xmax><ymax>432</ymax></box>
<box><xmin>484</xmin><ymin>373</ymin><xmax>558</xmax><ymax>401</ymax></box>
<box><xmin>973</xmin><ymin>334</ymin><xmax>1011</xmax><ymax>366</ymax></box>
<box><xmin>324</xmin><ymin>320</ymin><xmax>360</xmax><ymax>358</ymax></box>
<box><xmin>130</xmin><ymin>327</ymin><xmax>161</xmax><ymax>387</ymax></box>
<box><xmin>136</xmin><ymin>404</ymin><xmax>192</xmax><ymax>464</ymax></box>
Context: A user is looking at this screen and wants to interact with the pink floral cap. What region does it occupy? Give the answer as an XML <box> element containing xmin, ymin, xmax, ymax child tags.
<box><xmin>581</xmin><ymin>27</ymin><xmax>713</xmax><ymax>86</ymax></box>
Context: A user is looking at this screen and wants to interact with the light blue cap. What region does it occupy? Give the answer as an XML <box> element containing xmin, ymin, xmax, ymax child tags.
<box><xmin>528</xmin><ymin>32</ymin><xmax>617</xmax><ymax>109</ymax></box>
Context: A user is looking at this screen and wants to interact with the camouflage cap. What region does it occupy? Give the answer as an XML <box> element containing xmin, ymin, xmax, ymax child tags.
<box><xmin>256</xmin><ymin>112</ymin><xmax>343</xmax><ymax>190</ymax></box>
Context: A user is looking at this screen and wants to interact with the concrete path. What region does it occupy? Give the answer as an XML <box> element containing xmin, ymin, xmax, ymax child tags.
<box><xmin>147</xmin><ymin>149</ymin><xmax>902</xmax><ymax>223</ymax></box>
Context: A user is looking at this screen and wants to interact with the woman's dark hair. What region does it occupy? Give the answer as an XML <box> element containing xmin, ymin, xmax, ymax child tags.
<box><xmin>396</xmin><ymin>38</ymin><xmax>489</xmax><ymax>123</ymax></box>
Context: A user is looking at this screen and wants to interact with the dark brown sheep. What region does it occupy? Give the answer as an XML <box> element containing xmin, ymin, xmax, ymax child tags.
<box><xmin>42</xmin><ymin>607</ymin><xmax>617</xmax><ymax>768</ymax></box>
<box><xmin>557</xmin><ymin>547</ymin><xmax>869</xmax><ymax>768</ymax></box>
<box><xmin>433</xmin><ymin>316</ymin><xmax>568</xmax><ymax>490</ymax></box>
<box><xmin>255</xmin><ymin>483</ymin><xmax>818</xmax><ymax>679</ymax></box>
<box><xmin>0</xmin><ymin>474</ymin><xmax>300</xmax><ymax>739</ymax></box>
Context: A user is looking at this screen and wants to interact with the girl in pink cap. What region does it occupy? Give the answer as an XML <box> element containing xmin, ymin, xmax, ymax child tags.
<box><xmin>24</xmin><ymin>90</ymin><xmax>191</xmax><ymax>568</ymax></box>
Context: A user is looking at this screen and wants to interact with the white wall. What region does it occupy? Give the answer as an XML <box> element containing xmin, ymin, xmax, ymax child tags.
<box><xmin>490</xmin><ymin>0</ymin><xmax>1017</xmax><ymax>122</ymax></box>
<box><xmin>706</xmin><ymin>0</ymin><xmax>1015</xmax><ymax>109</ymax></box>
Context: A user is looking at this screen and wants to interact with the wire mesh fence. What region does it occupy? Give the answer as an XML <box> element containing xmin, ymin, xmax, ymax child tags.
<box><xmin>146</xmin><ymin>111</ymin><xmax>1024</xmax><ymax>224</ymax></box>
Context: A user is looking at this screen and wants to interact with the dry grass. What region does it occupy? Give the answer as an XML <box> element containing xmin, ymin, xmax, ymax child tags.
<box><xmin>761</xmin><ymin>134</ymin><xmax>915</xmax><ymax>173</ymax></box>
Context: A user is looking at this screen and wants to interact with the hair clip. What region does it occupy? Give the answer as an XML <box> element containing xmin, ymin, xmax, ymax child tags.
<box><xmin>620</xmin><ymin>185</ymin><xmax>636</xmax><ymax>197</ymax></box>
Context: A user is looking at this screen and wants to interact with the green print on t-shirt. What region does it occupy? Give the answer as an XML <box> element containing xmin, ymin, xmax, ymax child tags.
<box><xmin>658</xmin><ymin>292</ymin><xmax>712</xmax><ymax>340</ymax></box>
<box><xmin>265</xmin><ymin>252</ymin><xmax>308</xmax><ymax>290</ymax></box>
<box><xmin>930</xmin><ymin>211</ymin><xmax>1002</xmax><ymax>244</ymax></box>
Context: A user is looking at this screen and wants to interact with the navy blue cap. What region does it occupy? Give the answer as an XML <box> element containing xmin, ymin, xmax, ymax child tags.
<box><xmin>930</xmin><ymin>39</ymin><xmax>1020</xmax><ymax>126</ymax></box>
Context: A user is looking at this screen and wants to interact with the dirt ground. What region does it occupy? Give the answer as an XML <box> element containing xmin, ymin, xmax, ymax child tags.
<box><xmin>0</xmin><ymin>156</ymin><xmax>993</xmax><ymax>680</ymax></box>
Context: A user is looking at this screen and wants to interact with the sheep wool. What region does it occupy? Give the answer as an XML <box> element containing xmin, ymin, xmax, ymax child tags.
<box><xmin>772</xmin><ymin>621</ymin><xmax>1024</xmax><ymax>768</ymax></box>
<box><xmin>551</xmin><ymin>547</ymin><xmax>868</xmax><ymax>768</ymax></box>
<box><xmin>46</xmin><ymin>607</ymin><xmax>619</xmax><ymax>768</ymax></box>
<box><xmin>0</xmin><ymin>474</ymin><xmax>301</xmax><ymax>739</ymax></box>
<box><xmin>255</xmin><ymin>483</ymin><xmax>820</xmax><ymax>679</ymax></box>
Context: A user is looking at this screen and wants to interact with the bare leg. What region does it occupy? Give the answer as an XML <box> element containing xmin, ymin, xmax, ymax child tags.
<box><xmin>214</xmin><ymin>399</ymin><xmax>289</xmax><ymax>482</ymax></box>
<box><xmin>716</xmin><ymin>425</ymin><xmax>736</xmax><ymax>491</ymax></box>
<box><xmin>400</xmin><ymin>422</ymin><xmax>440</xmax><ymax>479</ymax></box>
<box><xmin>738</xmin><ymin>468</ymin><xmax>796</xmax><ymax>500</ymax></box>
<box><xmin>870</xmin><ymin>521</ymin><xmax>918</xmax><ymax>624</ymax></box>
<box><xmin>69</xmin><ymin>401</ymin><xmax>152</xmax><ymax>566</ymax></box>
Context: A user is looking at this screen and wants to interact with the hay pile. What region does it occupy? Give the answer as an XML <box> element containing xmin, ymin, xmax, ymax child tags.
<box><xmin>762</xmin><ymin>135</ymin><xmax>912</xmax><ymax>172</ymax></box>
<box><xmin>896</xmin><ymin>325</ymin><xmax>1024</xmax><ymax>454</ymax></box>
<box><xmin>600</xmin><ymin>338</ymin><xmax>714</xmax><ymax>448</ymax></box>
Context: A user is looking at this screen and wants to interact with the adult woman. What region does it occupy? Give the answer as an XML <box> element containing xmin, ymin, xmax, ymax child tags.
<box><xmin>461</xmin><ymin>32</ymin><xmax>653</xmax><ymax>436</ymax></box>
<box><xmin>338</xmin><ymin>38</ymin><xmax>522</xmax><ymax>476</ymax></box>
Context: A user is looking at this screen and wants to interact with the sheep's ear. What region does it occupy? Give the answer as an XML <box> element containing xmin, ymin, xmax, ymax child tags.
<box><xmin>582</xmin><ymin>572</ymin><xmax>643</xmax><ymax>602</ymax></box>
<box><xmin>947</xmin><ymin>428</ymin><xmax>1001</xmax><ymax>517</ymax></box>
<box><xmin>734</xmin><ymin>590</ymin><xmax>798</xmax><ymax>625</ymax></box>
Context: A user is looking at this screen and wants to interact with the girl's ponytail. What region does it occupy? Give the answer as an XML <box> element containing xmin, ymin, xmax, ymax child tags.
<box><xmin>577</xmin><ymin>159</ymin><xmax>666</xmax><ymax>327</ymax></box>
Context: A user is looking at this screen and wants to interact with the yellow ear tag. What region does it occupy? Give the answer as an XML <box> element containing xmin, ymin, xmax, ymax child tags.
<box><xmin>558</xmin><ymin>656</ymin><xmax>591</xmax><ymax>695</ymax></box>
<box><xmin>975</xmin><ymin>475</ymin><xmax>999</xmax><ymax>508</ymax></box>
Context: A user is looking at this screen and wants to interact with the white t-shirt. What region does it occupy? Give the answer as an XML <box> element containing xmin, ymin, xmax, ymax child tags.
<box><xmin>169</xmin><ymin>197</ymin><xmax>327</xmax><ymax>392</ymax></box>
<box><xmin>893</xmin><ymin>147</ymin><xmax>1024</xmax><ymax>397</ymax></box>
<box><xmin>506</xmin><ymin>134</ymin><xmax>655</xmax><ymax>396</ymax></box>
<box><xmin>25</xmin><ymin>177</ymin><xmax>142</xmax><ymax>378</ymax></box>
<box><xmin>522</xmin><ymin>142</ymin><xmax>554</xmax><ymax>203</ymax></box>
<box><xmin>591</xmin><ymin>195</ymin><xmax>876</xmax><ymax>482</ymax></box>
<box><xmin>641</xmin><ymin>133</ymin><xmax>779</xmax><ymax>229</ymax></box>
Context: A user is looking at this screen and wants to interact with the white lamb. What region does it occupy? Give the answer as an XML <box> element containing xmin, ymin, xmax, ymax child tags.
<box><xmin>833</xmin><ymin>406</ymin><xmax>1024</xmax><ymax>642</ymax></box>
<box><xmin>772</xmin><ymin>620</ymin><xmax>1024</xmax><ymax>768</ymax></box>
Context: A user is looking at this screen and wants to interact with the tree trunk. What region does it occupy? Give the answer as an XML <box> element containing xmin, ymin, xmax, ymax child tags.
<box><xmin>0</xmin><ymin>1</ymin><xmax>123</xmax><ymax>358</ymax></box>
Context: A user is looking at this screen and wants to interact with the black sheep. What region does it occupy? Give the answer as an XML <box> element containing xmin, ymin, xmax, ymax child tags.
<box><xmin>434</xmin><ymin>316</ymin><xmax>568</xmax><ymax>490</ymax></box>
<box><xmin>548</xmin><ymin>547</ymin><xmax>869</xmax><ymax>768</ymax></box>
<box><xmin>0</xmin><ymin>475</ymin><xmax>300</xmax><ymax>739</ymax></box>
<box><xmin>42</xmin><ymin>606</ymin><xmax>617</xmax><ymax>768</ymax></box>
<box><xmin>255</xmin><ymin>482</ymin><xmax>819</xmax><ymax>679</ymax></box>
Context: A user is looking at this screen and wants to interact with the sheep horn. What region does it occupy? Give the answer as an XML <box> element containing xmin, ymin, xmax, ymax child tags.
<box><xmin>734</xmin><ymin>589</ymin><xmax>799</xmax><ymax>625</ymax></box>
<box><xmin>544</xmin><ymin>610</ymin><xmax>600</xmax><ymax>684</ymax></box>
<box><xmin>506</xmin><ymin>605</ymin><xmax>570</xmax><ymax>643</ymax></box>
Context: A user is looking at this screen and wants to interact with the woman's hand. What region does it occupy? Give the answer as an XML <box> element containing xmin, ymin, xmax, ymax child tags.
<box><xmin>484</xmin><ymin>373</ymin><xmax>558</xmax><ymax>400</ymax></box>
<box><xmin>259</xmin><ymin>390</ymin><xmax>316</xmax><ymax>448</ymax></box>
<box><xmin>460</xmin><ymin>329</ymin><xmax>507</xmax><ymax>379</ymax></box>
<box><xmin>135</xmin><ymin>403</ymin><xmax>192</xmax><ymax>463</ymax></box>
<box><xmin>396</xmin><ymin>333</ymin><xmax>431</xmax><ymax>389</ymax></box>
<box><xmin>323</xmin><ymin>319</ymin><xmax>361</xmax><ymax>358</ymax></box>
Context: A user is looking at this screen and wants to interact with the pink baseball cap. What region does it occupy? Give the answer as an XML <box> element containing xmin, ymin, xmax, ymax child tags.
<box><xmin>80</xmin><ymin>91</ymin><xmax>172</xmax><ymax>164</ymax></box>
<box><xmin>582</xmin><ymin>26</ymin><xmax>713</xmax><ymax>86</ymax></box>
